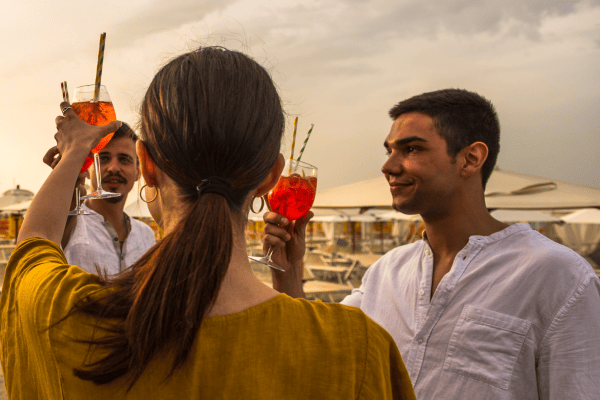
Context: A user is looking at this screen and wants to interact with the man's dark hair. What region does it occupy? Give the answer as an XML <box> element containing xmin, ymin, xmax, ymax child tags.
<box><xmin>107</xmin><ymin>122</ymin><xmax>138</xmax><ymax>165</ymax></box>
<box><xmin>389</xmin><ymin>88</ymin><xmax>500</xmax><ymax>189</ymax></box>
<box><xmin>110</xmin><ymin>121</ymin><xmax>138</xmax><ymax>144</ymax></box>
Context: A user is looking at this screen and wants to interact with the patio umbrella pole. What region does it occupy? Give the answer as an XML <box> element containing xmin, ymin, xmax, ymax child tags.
<box><xmin>351</xmin><ymin>221</ymin><xmax>356</xmax><ymax>254</ymax></box>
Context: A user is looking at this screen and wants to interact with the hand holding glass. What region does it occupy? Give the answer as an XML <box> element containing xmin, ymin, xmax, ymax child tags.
<box><xmin>72</xmin><ymin>85</ymin><xmax>121</xmax><ymax>200</ymax></box>
<box><xmin>249</xmin><ymin>159</ymin><xmax>317</xmax><ymax>271</ymax></box>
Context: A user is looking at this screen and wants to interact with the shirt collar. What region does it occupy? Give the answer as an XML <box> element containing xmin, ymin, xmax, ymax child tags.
<box><xmin>421</xmin><ymin>223</ymin><xmax>531</xmax><ymax>246</ymax></box>
<box><xmin>82</xmin><ymin>203</ymin><xmax>132</xmax><ymax>236</ymax></box>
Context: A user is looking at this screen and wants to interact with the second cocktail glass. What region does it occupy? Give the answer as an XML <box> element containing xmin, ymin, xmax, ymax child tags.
<box><xmin>73</xmin><ymin>84</ymin><xmax>121</xmax><ymax>200</ymax></box>
<box><xmin>68</xmin><ymin>187</ymin><xmax>91</xmax><ymax>215</ymax></box>
<box><xmin>249</xmin><ymin>159</ymin><xmax>318</xmax><ymax>271</ymax></box>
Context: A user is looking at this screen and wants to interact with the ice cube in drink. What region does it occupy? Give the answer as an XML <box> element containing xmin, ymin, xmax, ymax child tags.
<box><xmin>268</xmin><ymin>173</ymin><xmax>317</xmax><ymax>222</ymax></box>
<box><xmin>72</xmin><ymin>101</ymin><xmax>117</xmax><ymax>153</ymax></box>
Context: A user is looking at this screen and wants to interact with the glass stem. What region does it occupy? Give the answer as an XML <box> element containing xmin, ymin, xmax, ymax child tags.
<box><xmin>264</xmin><ymin>223</ymin><xmax>291</xmax><ymax>260</ymax></box>
<box><xmin>75</xmin><ymin>187</ymin><xmax>80</xmax><ymax>209</ymax></box>
<box><xmin>264</xmin><ymin>246</ymin><xmax>275</xmax><ymax>260</ymax></box>
<box><xmin>93</xmin><ymin>153</ymin><xmax>103</xmax><ymax>192</ymax></box>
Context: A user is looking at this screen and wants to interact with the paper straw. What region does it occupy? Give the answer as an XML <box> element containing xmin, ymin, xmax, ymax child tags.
<box><xmin>296</xmin><ymin>124</ymin><xmax>314</xmax><ymax>162</ymax></box>
<box><xmin>290</xmin><ymin>117</ymin><xmax>298</xmax><ymax>161</ymax></box>
<box><xmin>289</xmin><ymin>117</ymin><xmax>298</xmax><ymax>174</ymax></box>
<box><xmin>93</xmin><ymin>32</ymin><xmax>106</xmax><ymax>102</ymax></box>
<box><xmin>61</xmin><ymin>81</ymin><xmax>69</xmax><ymax>102</ymax></box>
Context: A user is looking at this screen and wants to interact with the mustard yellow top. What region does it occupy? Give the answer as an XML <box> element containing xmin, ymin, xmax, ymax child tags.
<box><xmin>1</xmin><ymin>238</ymin><xmax>415</xmax><ymax>400</ymax></box>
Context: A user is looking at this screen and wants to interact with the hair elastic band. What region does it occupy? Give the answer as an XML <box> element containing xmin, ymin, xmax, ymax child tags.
<box><xmin>197</xmin><ymin>176</ymin><xmax>233</xmax><ymax>199</ymax></box>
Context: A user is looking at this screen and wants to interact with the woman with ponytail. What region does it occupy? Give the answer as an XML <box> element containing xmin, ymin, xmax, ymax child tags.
<box><xmin>1</xmin><ymin>47</ymin><xmax>415</xmax><ymax>399</ymax></box>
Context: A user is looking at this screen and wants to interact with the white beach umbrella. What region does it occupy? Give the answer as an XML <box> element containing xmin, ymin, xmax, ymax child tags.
<box><xmin>0</xmin><ymin>199</ymin><xmax>32</xmax><ymax>213</ymax></box>
<box><xmin>490</xmin><ymin>209</ymin><xmax>560</xmax><ymax>223</ymax></box>
<box><xmin>312</xmin><ymin>167</ymin><xmax>600</xmax><ymax>210</ymax></box>
<box><xmin>560</xmin><ymin>208</ymin><xmax>600</xmax><ymax>224</ymax></box>
<box><xmin>378</xmin><ymin>211</ymin><xmax>422</xmax><ymax>221</ymax></box>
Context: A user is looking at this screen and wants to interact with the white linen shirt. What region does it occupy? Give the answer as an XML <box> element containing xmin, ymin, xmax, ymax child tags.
<box><xmin>342</xmin><ymin>223</ymin><xmax>600</xmax><ymax>399</ymax></box>
<box><xmin>63</xmin><ymin>204</ymin><xmax>156</xmax><ymax>276</ymax></box>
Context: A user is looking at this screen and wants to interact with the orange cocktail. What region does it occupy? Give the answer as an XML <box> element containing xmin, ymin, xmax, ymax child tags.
<box><xmin>74</xmin><ymin>85</ymin><xmax>121</xmax><ymax>199</ymax></box>
<box><xmin>269</xmin><ymin>174</ymin><xmax>317</xmax><ymax>222</ymax></box>
<box><xmin>72</xmin><ymin>101</ymin><xmax>116</xmax><ymax>151</ymax></box>
<box><xmin>249</xmin><ymin>159</ymin><xmax>318</xmax><ymax>272</ymax></box>
<box><xmin>72</xmin><ymin>85</ymin><xmax>116</xmax><ymax>172</ymax></box>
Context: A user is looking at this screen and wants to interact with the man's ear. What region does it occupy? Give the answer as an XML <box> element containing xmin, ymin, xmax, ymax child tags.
<box><xmin>134</xmin><ymin>153</ymin><xmax>142</xmax><ymax>182</ymax></box>
<box><xmin>135</xmin><ymin>161</ymin><xmax>141</xmax><ymax>182</ymax></box>
<box><xmin>255</xmin><ymin>153</ymin><xmax>285</xmax><ymax>197</ymax></box>
<box><xmin>136</xmin><ymin>141</ymin><xmax>157</xmax><ymax>187</ymax></box>
<box><xmin>459</xmin><ymin>141</ymin><xmax>488</xmax><ymax>179</ymax></box>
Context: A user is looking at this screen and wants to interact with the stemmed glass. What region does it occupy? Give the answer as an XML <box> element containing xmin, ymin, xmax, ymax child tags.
<box><xmin>72</xmin><ymin>84</ymin><xmax>121</xmax><ymax>200</ymax></box>
<box><xmin>68</xmin><ymin>187</ymin><xmax>91</xmax><ymax>215</ymax></box>
<box><xmin>249</xmin><ymin>159</ymin><xmax>318</xmax><ymax>271</ymax></box>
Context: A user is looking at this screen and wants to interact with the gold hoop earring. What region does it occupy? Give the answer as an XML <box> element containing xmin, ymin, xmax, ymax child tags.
<box><xmin>250</xmin><ymin>196</ymin><xmax>265</xmax><ymax>214</ymax></box>
<box><xmin>140</xmin><ymin>184</ymin><xmax>158</xmax><ymax>203</ymax></box>
<box><xmin>263</xmin><ymin>194</ymin><xmax>272</xmax><ymax>212</ymax></box>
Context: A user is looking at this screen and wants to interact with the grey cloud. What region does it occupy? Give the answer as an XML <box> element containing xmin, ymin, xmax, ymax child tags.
<box><xmin>0</xmin><ymin>0</ymin><xmax>237</xmax><ymax>79</ymax></box>
<box><xmin>352</xmin><ymin>0</ymin><xmax>585</xmax><ymax>40</ymax></box>
<box><xmin>249</xmin><ymin>0</ymin><xmax>595</xmax><ymax>77</ymax></box>
<box><xmin>107</xmin><ymin>0</ymin><xmax>238</xmax><ymax>46</ymax></box>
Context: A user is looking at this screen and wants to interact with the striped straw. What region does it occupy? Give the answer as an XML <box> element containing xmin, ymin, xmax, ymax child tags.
<box><xmin>93</xmin><ymin>32</ymin><xmax>106</xmax><ymax>102</ymax></box>
<box><xmin>289</xmin><ymin>117</ymin><xmax>298</xmax><ymax>173</ymax></box>
<box><xmin>61</xmin><ymin>81</ymin><xmax>69</xmax><ymax>102</ymax></box>
<box><xmin>290</xmin><ymin>117</ymin><xmax>298</xmax><ymax>161</ymax></box>
<box><xmin>296</xmin><ymin>124</ymin><xmax>314</xmax><ymax>163</ymax></box>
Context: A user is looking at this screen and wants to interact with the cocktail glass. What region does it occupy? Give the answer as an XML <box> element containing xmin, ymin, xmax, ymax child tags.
<box><xmin>249</xmin><ymin>159</ymin><xmax>318</xmax><ymax>271</ymax></box>
<box><xmin>73</xmin><ymin>85</ymin><xmax>121</xmax><ymax>200</ymax></box>
<box><xmin>68</xmin><ymin>187</ymin><xmax>91</xmax><ymax>215</ymax></box>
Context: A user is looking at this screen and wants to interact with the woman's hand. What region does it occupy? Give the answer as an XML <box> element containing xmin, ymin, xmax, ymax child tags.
<box><xmin>55</xmin><ymin>101</ymin><xmax>120</xmax><ymax>161</ymax></box>
<box><xmin>15</xmin><ymin>102</ymin><xmax>120</xmax><ymax>245</ymax></box>
<box><xmin>263</xmin><ymin>211</ymin><xmax>313</xmax><ymax>272</ymax></box>
<box><xmin>263</xmin><ymin>211</ymin><xmax>313</xmax><ymax>298</ymax></box>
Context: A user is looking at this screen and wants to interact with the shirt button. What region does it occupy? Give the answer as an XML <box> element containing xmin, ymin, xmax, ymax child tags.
<box><xmin>417</xmin><ymin>338</ymin><xmax>423</xmax><ymax>344</ymax></box>
<box><xmin>424</xmin><ymin>249</ymin><xmax>430</xmax><ymax>256</ymax></box>
<box><xmin>419</xmin><ymin>289</ymin><xmax>425</xmax><ymax>296</ymax></box>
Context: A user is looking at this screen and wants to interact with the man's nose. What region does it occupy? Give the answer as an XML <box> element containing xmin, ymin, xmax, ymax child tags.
<box><xmin>382</xmin><ymin>156</ymin><xmax>401</xmax><ymax>176</ymax></box>
<box><xmin>105</xmin><ymin>158</ymin><xmax>120</xmax><ymax>172</ymax></box>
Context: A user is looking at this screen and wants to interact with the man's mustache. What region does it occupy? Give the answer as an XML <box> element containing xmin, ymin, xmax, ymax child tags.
<box><xmin>102</xmin><ymin>173</ymin><xmax>127</xmax><ymax>185</ymax></box>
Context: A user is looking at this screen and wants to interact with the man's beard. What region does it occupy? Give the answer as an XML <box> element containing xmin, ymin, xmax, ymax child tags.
<box><xmin>103</xmin><ymin>195</ymin><xmax>124</xmax><ymax>204</ymax></box>
<box><xmin>101</xmin><ymin>173</ymin><xmax>127</xmax><ymax>204</ymax></box>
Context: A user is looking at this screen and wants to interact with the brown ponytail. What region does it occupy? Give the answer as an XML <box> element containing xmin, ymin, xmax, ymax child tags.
<box><xmin>67</xmin><ymin>46</ymin><xmax>284</xmax><ymax>386</ymax></box>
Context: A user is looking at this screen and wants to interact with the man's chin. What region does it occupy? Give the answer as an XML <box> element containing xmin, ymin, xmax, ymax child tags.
<box><xmin>391</xmin><ymin>200</ymin><xmax>420</xmax><ymax>216</ymax></box>
<box><xmin>103</xmin><ymin>194</ymin><xmax>124</xmax><ymax>204</ymax></box>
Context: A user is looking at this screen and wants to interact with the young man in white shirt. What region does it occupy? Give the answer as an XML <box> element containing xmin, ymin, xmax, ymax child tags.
<box><xmin>44</xmin><ymin>123</ymin><xmax>155</xmax><ymax>275</ymax></box>
<box><xmin>265</xmin><ymin>89</ymin><xmax>600</xmax><ymax>399</ymax></box>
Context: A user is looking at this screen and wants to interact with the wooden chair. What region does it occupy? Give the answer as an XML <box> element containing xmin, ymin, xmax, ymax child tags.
<box><xmin>251</xmin><ymin>263</ymin><xmax>352</xmax><ymax>302</ymax></box>
<box><xmin>305</xmin><ymin>250</ymin><xmax>360</xmax><ymax>286</ymax></box>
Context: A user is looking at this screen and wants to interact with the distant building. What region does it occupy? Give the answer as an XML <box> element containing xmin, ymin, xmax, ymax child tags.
<box><xmin>0</xmin><ymin>185</ymin><xmax>34</xmax><ymax>209</ymax></box>
<box><xmin>0</xmin><ymin>185</ymin><xmax>33</xmax><ymax>241</ymax></box>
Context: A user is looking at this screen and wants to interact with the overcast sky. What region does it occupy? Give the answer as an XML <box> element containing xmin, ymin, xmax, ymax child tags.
<box><xmin>1</xmin><ymin>0</ymin><xmax>599</xmax><ymax>202</ymax></box>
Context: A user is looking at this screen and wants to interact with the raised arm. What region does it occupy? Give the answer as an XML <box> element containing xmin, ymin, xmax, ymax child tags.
<box><xmin>263</xmin><ymin>211</ymin><xmax>313</xmax><ymax>298</ymax></box>
<box><xmin>17</xmin><ymin>102</ymin><xmax>120</xmax><ymax>246</ymax></box>
<box><xmin>42</xmin><ymin>145</ymin><xmax>89</xmax><ymax>248</ymax></box>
